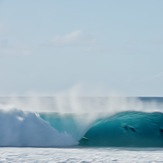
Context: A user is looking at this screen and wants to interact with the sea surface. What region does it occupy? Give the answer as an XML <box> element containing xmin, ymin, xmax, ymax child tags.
<box><xmin>0</xmin><ymin>96</ymin><xmax>163</xmax><ymax>162</ymax></box>
<box><xmin>1</xmin><ymin>147</ymin><xmax>163</xmax><ymax>162</ymax></box>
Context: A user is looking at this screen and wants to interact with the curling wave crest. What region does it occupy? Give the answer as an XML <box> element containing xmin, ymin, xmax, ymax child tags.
<box><xmin>0</xmin><ymin>109</ymin><xmax>77</xmax><ymax>147</ymax></box>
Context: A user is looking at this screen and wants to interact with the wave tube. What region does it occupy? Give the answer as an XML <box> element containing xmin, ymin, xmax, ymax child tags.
<box><xmin>79</xmin><ymin>111</ymin><xmax>163</xmax><ymax>147</ymax></box>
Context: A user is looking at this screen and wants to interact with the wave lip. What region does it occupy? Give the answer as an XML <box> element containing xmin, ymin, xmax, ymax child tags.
<box><xmin>80</xmin><ymin>111</ymin><xmax>163</xmax><ymax>147</ymax></box>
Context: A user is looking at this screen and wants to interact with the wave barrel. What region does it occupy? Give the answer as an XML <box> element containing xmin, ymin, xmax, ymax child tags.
<box><xmin>79</xmin><ymin>111</ymin><xmax>163</xmax><ymax>147</ymax></box>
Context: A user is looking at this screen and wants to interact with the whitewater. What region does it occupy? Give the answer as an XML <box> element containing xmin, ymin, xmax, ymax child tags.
<box><xmin>1</xmin><ymin>96</ymin><xmax>163</xmax><ymax>162</ymax></box>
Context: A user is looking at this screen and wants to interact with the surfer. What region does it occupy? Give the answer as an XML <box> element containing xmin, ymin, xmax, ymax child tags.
<box><xmin>122</xmin><ymin>125</ymin><xmax>136</xmax><ymax>133</ymax></box>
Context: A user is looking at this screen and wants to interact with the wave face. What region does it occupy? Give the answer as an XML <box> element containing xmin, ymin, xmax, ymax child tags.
<box><xmin>39</xmin><ymin>113</ymin><xmax>86</xmax><ymax>141</ymax></box>
<box><xmin>80</xmin><ymin>111</ymin><xmax>163</xmax><ymax>147</ymax></box>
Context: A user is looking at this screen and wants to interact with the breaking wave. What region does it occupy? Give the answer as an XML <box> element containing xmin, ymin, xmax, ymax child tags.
<box><xmin>0</xmin><ymin>97</ymin><xmax>163</xmax><ymax>147</ymax></box>
<box><xmin>80</xmin><ymin>111</ymin><xmax>163</xmax><ymax>147</ymax></box>
<box><xmin>0</xmin><ymin>109</ymin><xmax>77</xmax><ymax>147</ymax></box>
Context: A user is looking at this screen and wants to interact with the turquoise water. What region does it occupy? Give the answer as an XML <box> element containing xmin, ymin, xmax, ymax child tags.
<box><xmin>39</xmin><ymin>111</ymin><xmax>163</xmax><ymax>147</ymax></box>
<box><xmin>0</xmin><ymin>97</ymin><xmax>163</xmax><ymax>147</ymax></box>
<box><xmin>79</xmin><ymin>111</ymin><xmax>163</xmax><ymax>147</ymax></box>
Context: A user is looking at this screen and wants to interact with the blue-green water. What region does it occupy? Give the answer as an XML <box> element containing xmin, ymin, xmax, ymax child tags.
<box><xmin>0</xmin><ymin>97</ymin><xmax>163</xmax><ymax>147</ymax></box>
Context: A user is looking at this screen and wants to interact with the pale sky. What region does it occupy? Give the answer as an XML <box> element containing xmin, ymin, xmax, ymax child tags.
<box><xmin>0</xmin><ymin>0</ymin><xmax>163</xmax><ymax>96</ymax></box>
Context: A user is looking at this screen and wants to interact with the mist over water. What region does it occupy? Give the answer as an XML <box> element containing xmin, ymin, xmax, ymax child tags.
<box><xmin>0</xmin><ymin>86</ymin><xmax>163</xmax><ymax>132</ymax></box>
<box><xmin>0</xmin><ymin>86</ymin><xmax>163</xmax><ymax>147</ymax></box>
<box><xmin>0</xmin><ymin>84</ymin><xmax>162</xmax><ymax>114</ymax></box>
<box><xmin>0</xmin><ymin>95</ymin><xmax>162</xmax><ymax>115</ymax></box>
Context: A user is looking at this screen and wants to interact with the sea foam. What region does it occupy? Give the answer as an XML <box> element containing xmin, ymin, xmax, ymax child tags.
<box><xmin>0</xmin><ymin>109</ymin><xmax>77</xmax><ymax>147</ymax></box>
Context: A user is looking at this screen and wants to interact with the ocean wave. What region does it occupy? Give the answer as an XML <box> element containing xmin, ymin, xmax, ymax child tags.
<box><xmin>80</xmin><ymin>111</ymin><xmax>163</xmax><ymax>147</ymax></box>
<box><xmin>0</xmin><ymin>109</ymin><xmax>77</xmax><ymax>147</ymax></box>
<box><xmin>0</xmin><ymin>97</ymin><xmax>163</xmax><ymax>147</ymax></box>
<box><xmin>1</xmin><ymin>107</ymin><xmax>163</xmax><ymax>147</ymax></box>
